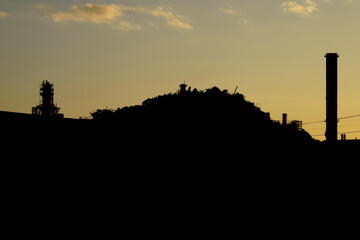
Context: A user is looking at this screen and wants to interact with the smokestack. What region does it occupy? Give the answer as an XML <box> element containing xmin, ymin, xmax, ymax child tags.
<box><xmin>325</xmin><ymin>53</ymin><xmax>339</xmax><ymax>142</ymax></box>
<box><xmin>282</xmin><ymin>113</ymin><xmax>287</xmax><ymax>125</ymax></box>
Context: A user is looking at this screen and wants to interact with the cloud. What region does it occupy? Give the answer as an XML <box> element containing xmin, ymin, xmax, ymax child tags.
<box><xmin>113</xmin><ymin>21</ymin><xmax>141</xmax><ymax>31</ymax></box>
<box><xmin>219</xmin><ymin>7</ymin><xmax>247</xmax><ymax>23</ymax></box>
<box><xmin>52</xmin><ymin>4</ymin><xmax>124</xmax><ymax>23</ymax></box>
<box><xmin>34</xmin><ymin>3</ymin><xmax>53</xmax><ymax>11</ymax></box>
<box><xmin>219</xmin><ymin>8</ymin><xmax>237</xmax><ymax>16</ymax></box>
<box><xmin>50</xmin><ymin>4</ymin><xmax>192</xmax><ymax>31</ymax></box>
<box><xmin>0</xmin><ymin>11</ymin><xmax>9</xmax><ymax>19</ymax></box>
<box><xmin>282</xmin><ymin>0</ymin><xmax>317</xmax><ymax>17</ymax></box>
<box><xmin>149</xmin><ymin>6</ymin><xmax>193</xmax><ymax>30</ymax></box>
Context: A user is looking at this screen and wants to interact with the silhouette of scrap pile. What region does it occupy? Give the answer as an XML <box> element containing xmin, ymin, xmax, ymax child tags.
<box><xmin>91</xmin><ymin>84</ymin><xmax>314</xmax><ymax>153</ymax></box>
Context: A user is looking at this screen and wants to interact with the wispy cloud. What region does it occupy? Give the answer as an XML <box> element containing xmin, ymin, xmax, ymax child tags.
<box><xmin>0</xmin><ymin>11</ymin><xmax>10</xmax><ymax>19</ymax></box>
<box><xmin>219</xmin><ymin>7</ymin><xmax>247</xmax><ymax>23</ymax></box>
<box><xmin>282</xmin><ymin>0</ymin><xmax>317</xmax><ymax>17</ymax></box>
<box><xmin>150</xmin><ymin>6</ymin><xmax>192</xmax><ymax>30</ymax></box>
<box><xmin>34</xmin><ymin>3</ymin><xmax>53</xmax><ymax>11</ymax></box>
<box><xmin>219</xmin><ymin>8</ymin><xmax>238</xmax><ymax>16</ymax></box>
<box><xmin>52</xmin><ymin>4</ymin><xmax>125</xmax><ymax>24</ymax></box>
<box><xmin>48</xmin><ymin>3</ymin><xmax>192</xmax><ymax>31</ymax></box>
<box><xmin>113</xmin><ymin>21</ymin><xmax>141</xmax><ymax>31</ymax></box>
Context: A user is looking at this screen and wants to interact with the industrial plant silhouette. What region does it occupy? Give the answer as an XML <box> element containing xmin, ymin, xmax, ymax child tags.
<box><xmin>1</xmin><ymin>81</ymin><xmax>318</xmax><ymax>156</ymax></box>
<box><xmin>1</xmin><ymin>53</ymin><xmax>359</xmax><ymax>157</ymax></box>
<box><xmin>32</xmin><ymin>80</ymin><xmax>62</xmax><ymax>117</ymax></box>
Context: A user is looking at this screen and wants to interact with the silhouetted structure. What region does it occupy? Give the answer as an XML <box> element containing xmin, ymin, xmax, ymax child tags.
<box><xmin>341</xmin><ymin>134</ymin><xmax>346</xmax><ymax>141</ymax></box>
<box><xmin>282</xmin><ymin>113</ymin><xmax>287</xmax><ymax>125</ymax></box>
<box><xmin>325</xmin><ymin>53</ymin><xmax>339</xmax><ymax>142</ymax></box>
<box><xmin>2</xmin><ymin>81</ymin><xmax>358</xmax><ymax>160</ymax></box>
<box><xmin>32</xmin><ymin>80</ymin><xmax>62</xmax><ymax>117</ymax></box>
<box><xmin>179</xmin><ymin>83</ymin><xmax>188</xmax><ymax>94</ymax></box>
<box><xmin>32</xmin><ymin>80</ymin><xmax>63</xmax><ymax>117</ymax></box>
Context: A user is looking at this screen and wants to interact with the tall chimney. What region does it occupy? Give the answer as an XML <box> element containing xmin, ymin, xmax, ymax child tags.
<box><xmin>325</xmin><ymin>53</ymin><xmax>339</xmax><ymax>142</ymax></box>
<box><xmin>282</xmin><ymin>113</ymin><xmax>287</xmax><ymax>125</ymax></box>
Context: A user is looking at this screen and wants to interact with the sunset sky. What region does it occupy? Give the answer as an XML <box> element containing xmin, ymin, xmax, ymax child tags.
<box><xmin>1</xmin><ymin>0</ymin><xmax>360</xmax><ymax>140</ymax></box>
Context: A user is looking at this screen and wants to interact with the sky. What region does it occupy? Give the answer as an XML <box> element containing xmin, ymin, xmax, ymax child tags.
<box><xmin>1</xmin><ymin>0</ymin><xmax>360</xmax><ymax>140</ymax></box>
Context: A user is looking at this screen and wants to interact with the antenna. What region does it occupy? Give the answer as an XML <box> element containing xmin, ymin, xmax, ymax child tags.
<box><xmin>233</xmin><ymin>86</ymin><xmax>238</xmax><ymax>94</ymax></box>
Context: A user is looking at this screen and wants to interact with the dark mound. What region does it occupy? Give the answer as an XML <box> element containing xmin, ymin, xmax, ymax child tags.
<box><xmin>91</xmin><ymin>85</ymin><xmax>315</xmax><ymax>156</ymax></box>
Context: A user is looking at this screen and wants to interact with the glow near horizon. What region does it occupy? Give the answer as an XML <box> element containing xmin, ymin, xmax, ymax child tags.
<box><xmin>1</xmin><ymin>0</ymin><xmax>360</xmax><ymax>140</ymax></box>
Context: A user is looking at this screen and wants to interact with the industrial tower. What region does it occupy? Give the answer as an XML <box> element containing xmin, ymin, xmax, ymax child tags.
<box><xmin>325</xmin><ymin>53</ymin><xmax>339</xmax><ymax>142</ymax></box>
<box><xmin>32</xmin><ymin>80</ymin><xmax>61</xmax><ymax>117</ymax></box>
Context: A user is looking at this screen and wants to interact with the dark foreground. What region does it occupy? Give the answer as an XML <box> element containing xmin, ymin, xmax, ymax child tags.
<box><xmin>2</xmin><ymin>117</ymin><xmax>358</xmax><ymax>238</ymax></box>
<box><xmin>3</xmin><ymin>116</ymin><xmax>358</xmax><ymax>160</ymax></box>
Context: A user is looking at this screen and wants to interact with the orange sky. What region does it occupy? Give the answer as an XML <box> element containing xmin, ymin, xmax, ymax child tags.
<box><xmin>1</xmin><ymin>0</ymin><xmax>360</xmax><ymax>140</ymax></box>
